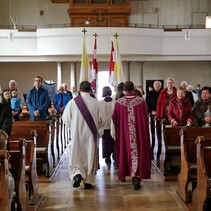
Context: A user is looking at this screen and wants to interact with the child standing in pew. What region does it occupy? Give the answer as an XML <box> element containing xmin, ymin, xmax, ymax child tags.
<box><xmin>0</xmin><ymin>130</ymin><xmax>15</xmax><ymax>209</ymax></box>
<box><xmin>46</xmin><ymin>108</ymin><xmax>58</xmax><ymax>121</ymax></box>
<box><xmin>10</xmin><ymin>90</ymin><xmax>22</xmax><ymax>121</ymax></box>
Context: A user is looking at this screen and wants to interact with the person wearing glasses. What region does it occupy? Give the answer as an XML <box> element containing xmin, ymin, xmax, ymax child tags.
<box><xmin>26</xmin><ymin>75</ymin><xmax>51</xmax><ymax>121</ymax></box>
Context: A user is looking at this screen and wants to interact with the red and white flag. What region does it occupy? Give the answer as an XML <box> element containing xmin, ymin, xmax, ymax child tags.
<box><xmin>109</xmin><ymin>39</ymin><xmax>115</xmax><ymax>84</ymax></box>
<box><xmin>91</xmin><ymin>37</ymin><xmax>98</xmax><ymax>93</ymax></box>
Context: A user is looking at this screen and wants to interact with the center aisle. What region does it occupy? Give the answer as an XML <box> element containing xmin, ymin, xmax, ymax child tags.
<box><xmin>37</xmin><ymin>142</ymin><xmax>188</xmax><ymax>211</ymax></box>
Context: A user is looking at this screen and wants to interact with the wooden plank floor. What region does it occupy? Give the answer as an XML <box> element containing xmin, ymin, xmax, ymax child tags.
<box><xmin>37</xmin><ymin>140</ymin><xmax>189</xmax><ymax>211</ymax></box>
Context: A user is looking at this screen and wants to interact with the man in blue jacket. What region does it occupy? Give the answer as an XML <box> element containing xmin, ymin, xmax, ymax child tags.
<box><xmin>53</xmin><ymin>85</ymin><xmax>71</xmax><ymax>114</ymax></box>
<box><xmin>26</xmin><ymin>75</ymin><xmax>51</xmax><ymax>121</ymax></box>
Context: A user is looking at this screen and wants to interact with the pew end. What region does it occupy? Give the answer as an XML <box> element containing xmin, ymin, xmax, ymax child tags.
<box><xmin>10</xmin><ymin>131</ymin><xmax>39</xmax><ymax>205</ymax></box>
<box><xmin>192</xmin><ymin>136</ymin><xmax>211</xmax><ymax>211</ymax></box>
<box><xmin>159</xmin><ymin>122</ymin><xmax>181</xmax><ymax>180</ymax></box>
<box><xmin>177</xmin><ymin>128</ymin><xmax>211</xmax><ymax>203</ymax></box>
<box><xmin>9</xmin><ymin>138</ymin><xmax>29</xmax><ymax>211</ymax></box>
<box><xmin>0</xmin><ymin>150</ymin><xmax>10</xmax><ymax>211</ymax></box>
<box><xmin>10</xmin><ymin>121</ymin><xmax>54</xmax><ymax>178</ymax></box>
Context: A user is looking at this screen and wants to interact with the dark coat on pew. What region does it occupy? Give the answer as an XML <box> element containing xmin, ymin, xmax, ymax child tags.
<box><xmin>193</xmin><ymin>97</ymin><xmax>211</xmax><ymax>126</ymax></box>
<box><xmin>0</xmin><ymin>103</ymin><xmax>12</xmax><ymax>135</ymax></box>
<box><xmin>185</xmin><ymin>90</ymin><xmax>194</xmax><ymax>107</ymax></box>
<box><xmin>0</xmin><ymin>103</ymin><xmax>13</xmax><ymax>150</ymax></box>
<box><xmin>146</xmin><ymin>89</ymin><xmax>161</xmax><ymax>114</ymax></box>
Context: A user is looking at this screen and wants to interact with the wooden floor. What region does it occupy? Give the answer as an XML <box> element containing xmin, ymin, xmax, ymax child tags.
<box><xmin>37</xmin><ymin>141</ymin><xmax>189</xmax><ymax>211</ymax></box>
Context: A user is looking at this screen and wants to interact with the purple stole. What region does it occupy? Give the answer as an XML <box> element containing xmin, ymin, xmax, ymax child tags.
<box><xmin>74</xmin><ymin>95</ymin><xmax>97</xmax><ymax>142</ymax></box>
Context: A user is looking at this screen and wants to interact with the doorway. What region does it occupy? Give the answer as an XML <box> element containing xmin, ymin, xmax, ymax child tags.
<box><xmin>97</xmin><ymin>71</ymin><xmax>116</xmax><ymax>100</ymax></box>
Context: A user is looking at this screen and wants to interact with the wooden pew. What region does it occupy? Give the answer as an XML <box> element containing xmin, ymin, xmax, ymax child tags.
<box><xmin>177</xmin><ymin>127</ymin><xmax>211</xmax><ymax>202</ymax></box>
<box><xmin>49</xmin><ymin>119</ymin><xmax>59</xmax><ymax>167</ymax></box>
<box><xmin>10</xmin><ymin>121</ymin><xmax>54</xmax><ymax>178</ymax></box>
<box><xmin>192</xmin><ymin>136</ymin><xmax>211</xmax><ymax>211</ymax></box>
<box><xmin>152</xmin><ymin>117</ymin><xmax>162</xmax><ymax>166</ymax></box>
<box><xmin>0</xmin><ymin>150</ymin><xmax>10</xmax><ymax>211</ymax></box>
<box><xmin>56</xmin><ymin>118</ymin><xmax>62</xmax><ymax>160</ymax></box>
<box><xmin>10</xmin><ymin>130</ymin><xmax>39</xmax><ymax>205</ymax></box>
<box><xmin>157</xmin><ymin>122</ymin><xmax>181</xmax><ymax>180</ymax></box>
<box><xmin>149</xmin><ymin>115</ymin><xmax>156</xmax><ymax>160</ymax></box>
<box><xmin>9</xmin><ymin>139</ymin><xmax>29</xmax><ymax>211</ymax></box>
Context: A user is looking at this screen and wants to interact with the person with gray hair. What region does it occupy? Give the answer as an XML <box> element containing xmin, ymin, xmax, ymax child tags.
<box><xmin>180</xmin><ymin>81</ymin><xmax>194</xmax><ymax>107</ymax></box>
<box><xmin>8</xmin><ymin>79</ymin><xmax>25</xmax><ymax>109</ymax></box>
<box><xmin>99</xmin><ymin>86</ymin><xmax>115</xmax><ymax>163</ymax></box>
<box><xmin>146</xmin><ymin>80</ymin><xmax>162</xmax><ymax>159</ymax></box>
<box><xmin>156</xmin><ymin>77</ymin><xmax>177</xmax><ymax>120</ymax></box>
<box><xmin>187</xmin><ymin>84</ymin><xmax>198</xmax><ymax>102</ymax></box>
<box><xmin>61</xmin><ymin>83</ymin><xmax>73</xmax><ymax>100</ymax></box>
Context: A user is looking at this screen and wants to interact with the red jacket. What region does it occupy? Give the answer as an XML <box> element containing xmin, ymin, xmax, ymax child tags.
<box><xmin>168</xmin><ymin>97</ymin><xmax>194</xmax><ymax>126</ymax></box>
<box><xmin>156</xmin><ymin>87</ymin><xmax>177</xmax><ymax>119</ymax></box>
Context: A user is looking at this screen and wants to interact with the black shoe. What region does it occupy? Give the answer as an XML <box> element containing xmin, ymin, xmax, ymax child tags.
<box><xmin>84</xmin><ymin>183</ymin><xmax>93</xmax><ymax>190</ymax></box>
<box><xmin>132</xmin><ymin>177</ymin><xmax>141</xmax><ymax>190</ymax></box>
<box><xmin>73</xmin><ymin>174</ymin><xmax>82</xmax><ymax>188</ymax></box>
<box><xmin>114</xmin><ymin>162</ymin><xmax>118</xmax><ymax>170</ymax></box>
<box><xmin>105</xmin><ymin>157</ymin><xmax>111</xmax><ymax>163</ymax></box>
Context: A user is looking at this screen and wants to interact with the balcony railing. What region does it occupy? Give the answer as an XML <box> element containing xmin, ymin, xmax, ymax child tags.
<box><xmin>0</xmin><ymin>23</ymin><xmax>206</xmax><ymax>31</ymax></box>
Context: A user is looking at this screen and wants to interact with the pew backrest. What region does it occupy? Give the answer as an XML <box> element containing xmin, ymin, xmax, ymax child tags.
<box><xmin>196</xmin><ymin>136</ymin><xmax>211</xmax><ymax>178</ymax></box>
<box><xmin>10</xmin><ymin>121</ymin><xmax>49</xmax><ymax>148</ymax></box>
<box><xmin>180</xmin><ymin>127</ymin><xmax>211</xmax><ymax>164</ymax></box>
<box><xmin>9</xmin><ymin>139</ymin><xmax>29</xmax><ymax>211</ymax></box>
<box><xmin>162</xmin><ymin>124</ymin><xmax>181</xmax><ymax>147</ymax></box>
<box><xmin>192</xmin><ymin>136</ymin><xmax>211</xmax><ymax>211</ymax></box>
<box><xmin>0</xmin><ymin>150</ymin><xmax>9</xmax><ymax>211</ymax></box>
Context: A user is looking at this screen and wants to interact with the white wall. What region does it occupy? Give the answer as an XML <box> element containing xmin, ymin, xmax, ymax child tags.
<box><xmin>0</xmin><ymin>0</ymin><xmax>69</xmax><ymax>26</ymax></box>
<box><xmin>1</xmin><ymin>27</ymin><xmax>211</xmax><ymax>59</ymax></box>
<box><xmin>143</xmin><ymin>61</ymin><xmax>211</xmax><ymax>89</ymax></box>
<box><xmin>0</xmin><ymin>61</ymin><xmax>210</xmax><ymax>95</ymax></box>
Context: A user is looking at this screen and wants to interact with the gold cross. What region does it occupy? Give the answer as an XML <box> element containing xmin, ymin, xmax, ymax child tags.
<box><xmin>114</xmin><ymin>33</ymin><xmax>119</xmax><ymax>38</ymax></box>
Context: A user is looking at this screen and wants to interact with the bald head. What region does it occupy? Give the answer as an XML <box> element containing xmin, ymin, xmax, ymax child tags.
<box><xmin>153</xmin><ymin>81</ymin><xmax>161</xmax><ymax>92</ymax></box>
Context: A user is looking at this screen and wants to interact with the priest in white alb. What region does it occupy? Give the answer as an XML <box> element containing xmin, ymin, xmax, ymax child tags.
<box><xmin>62</xmin><ymin>81</ymin><xmax>104</xmax><ymax>189</ymax></box>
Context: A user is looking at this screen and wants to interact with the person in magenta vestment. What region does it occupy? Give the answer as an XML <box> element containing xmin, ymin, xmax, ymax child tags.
<box><xmin>112</xmin><ymin>81</ymin><xmax>151</xmax><ymax>190</ymax></box>
<box><xmin>168</xmin><ymin>86</ymin><xmax>194</xmax><ymax>127</ymax></box>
